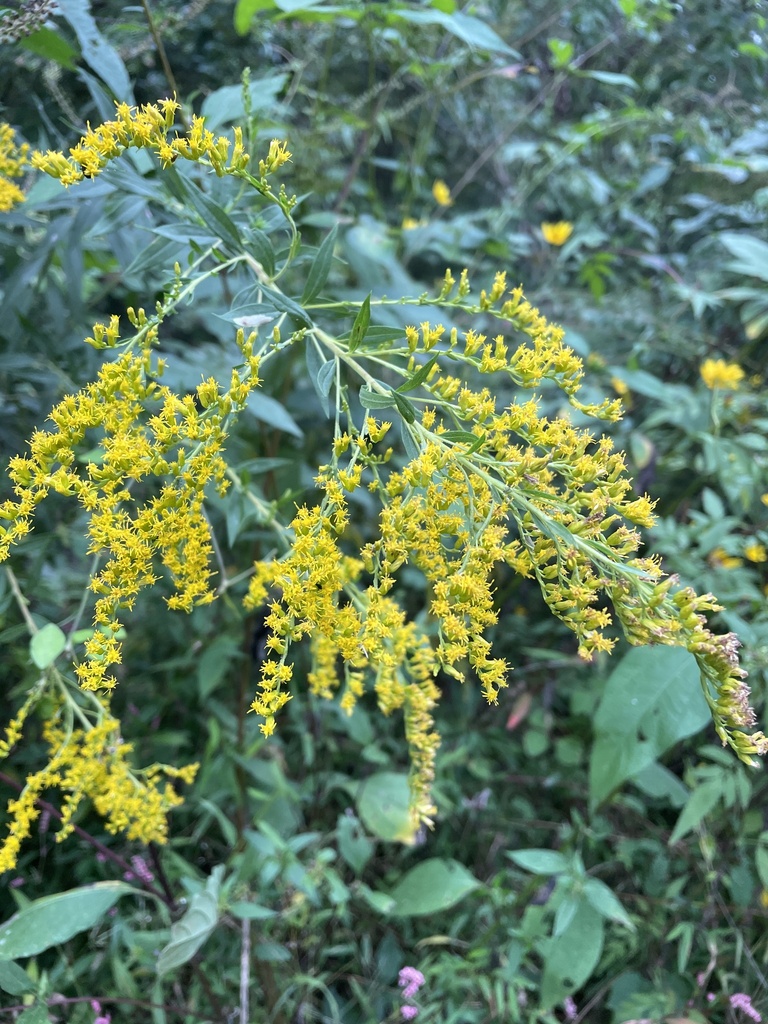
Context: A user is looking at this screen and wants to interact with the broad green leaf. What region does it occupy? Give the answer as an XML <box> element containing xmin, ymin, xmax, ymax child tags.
<box><xmin>349</xmin><ymin>294</ymin><xmax>371</xmax><ymax>351</ymax></box>
<box><xmin>507</xmin><ymin>849</ymin><xmax>569</xmax><ymax>875</ymax></box>
<box><xmin>388</xmin><ymin>859</ymin><xmax>480</xmax><ymax>917</ymax></box>
<box><xmin>0</xmin><ymin>882</ymin><xmax>132</xmax><ymax>959</ymax></box>
<box><xmin>539</xmin><ymin>902</ymin><xmax>604</xmax><ymax>1010</ymax></box>
<box><xmin>583</xmin><ymin>878</ymin><xmax>634</xmax><ymax>929</ymax></box>
<box><xmin>668</xmin><ymin>780</ymin><xmax>722</xmax><ymax>845</ymax></box>
<box><xmin>246</xmin><ymin>392</ymin><xmax>303</xmax><ymax>438</ymax></box>
<box><xmin>156</xmin><ymin>869</ymin><xmax>223</xmax><ymax>975</ymax></box>
<box><xmin>30</xmin><ymin>622</ymin><xmax>67</xmax><ymax>669</ymax></box>
<box><xmin>336</xmin><ymin>813</ymin><xmax>373</xmax><ymax>875</ymax></box>
<box><xmin>234</xmin><ymin>0</ymin><xmax>277</xmax><ymax>33</ymax></box>
<box><xmin>0</xmin><ymin>958</ymin><xmax>35</xmax><ymax>996</ymax></box>
<box><xmin>200</xmin><ymin>74</ymin><xmax>288</xmax><ymax>129</ymax></box>
<box><xmin>720</xmin><ymin>232</ymin><xmax>768</xmax><ymax>283</ymax></box>
<box><xmin>301</xmin><ymin>223</ymin><xmax>339</xmax><ymax>303</ymax></box>
<box><xmin>357</xmin><ymin>772</ymin><xmax>415</xmax><ymax>844</ymax></box>
<box><xmin>21</xmin><ymin>27</ymin><xmax>78</xmax><ymax>69</ymax></box>
<box><xmin>589</xmin><ymin>646</ymin><xmax>710</xmax><ymax>808</ymax></box>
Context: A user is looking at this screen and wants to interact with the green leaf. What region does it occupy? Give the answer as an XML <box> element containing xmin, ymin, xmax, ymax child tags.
<box><xmin>246</xmin><ymin>228</ymin><xmax>276</xmax><ymax>277</ymax></box>
<box><xmin>168</xmin><ymin>170</ymin><xmax>243</xmax><ymax>254</ymax></box>
<box><xmin>395</xmin><ymin>355</ymin><xmax>439</xmax><ymax>393</ymax></box>
<box><xmin>20</xmin><ymin>27</ymin><xmax>78</xmax><ymax>69</ymax></box>
<box><xmin>589</xmin><ymin>646</ymin><xmax>710</xmax><ymax>808</ymax></box>
<box><xmin>29</xmin><ymin>623</ymin><xmax>67</xmax><ymax>669</ymax></box>
<box><xmin>356</xmin><ymin>883</ymin><xmax>396</xmax><ymax>915</ymax></box>
<box><xmin>233</xmin><ymin>0</ymin><xmax>277</xmax><ymax>33</ymax></box>
<box><xmin>157</xmin><ymin>869</ymin><xmax>223</xmax><ymax>975</ymax></box>
<box><xmin>539</xmin><ymin>902</ymin><xmax>604</xmax><ymax>1010</ymax></box>
<box><xmin>390</xmin><ymin>8</ymin><xmax>518</xmax><ymax>56</ymax></box>
<box><xmin>547</xmin><ymin>37</ymin><xmax>574</xmax><ymax>68</ymax></box>
<box><xmin>356</xmin><ymin>772</ymin><xmax>415</xmax><ymax>844</ymax></box>
<box><xmin>720</xmin><ymin>232</ymin><xmax>768</xmax><ymax>284</ymax></box>
<box><xmin>260</xmin><ymin>287</ymin><xmax>314</xmax><ymax>329</ymax></box>
<box><xmin>388</xmin><ymin>859</ymin><xmax>480</xmax><ymax>917</ymax></box>
<box><xmin>302</xmin><ymin>223</ymin><xmax>339</xmax><ymax>304</ymax></box>
<box><xmin>583</xmin><ymin>878</ymin><xmax>634</xmax><ymax>929</ymax></box>
<box><xmin>359</xmin><ymin>384</ymin><xmax>397</xmax><ymax>410</ymax></box>
<box><xmin>15</xmin><ymin>1006</ymin><xmax>50</xmax><ymax>1024</ymax></box>
<box><xmin>668</xmin><ymin>780</ymin><xmax>722</xmax><ymax>845</ymax></box>
<box><xmin>579</xmin><ymin>69</ymin><xmax>638</xmax><ymax>89</ymax></box>
<box><xmin>349</xmin><ymin>294</ymin><xmax>371</xmax><ymax>351</ymax></box>
<box><xmin>391</xmin><ymin>391</ymin><xmax>416</xmax><ymax>424</ymax></box>
<box><xmin>246</xmin><ymin>392</ymin><xmax>303</xmax><ymax>438</ymax></box>
<box><xmin>0</xmin><ymin>959</ymin><xmax>35</xmax><ymax>996</ymax></box>
<box><xmin>228</xmin><ymin>902</ymin><xmax>277</xmax><ymax>920</ymax></box>
<box><xmin>0</xmin><ymin>882</ymin><xmax>132</xmax><ymax>959</ymax></box>
<box><xmin>57</xmin><ymin>0</ymin><xmax>133</xmax><ymax>102</ymax></box>
<box><xmin>507</xmin><ymin>849</ymin><xmax>569</xmax><ymax>875</ymax></box>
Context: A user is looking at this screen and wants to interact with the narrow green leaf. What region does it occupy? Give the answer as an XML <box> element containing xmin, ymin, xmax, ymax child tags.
<box><xmin>507</xmin><ymin>849</ymin><xmax>569</xmax><ymax>875</ymax></box>
<box><xmin>261</xmin><ymin>287</ymin><xmax>313</xmax><ymax>328</ymax></box>
<box><xmin>392</xmin><ymin>391</ymin><xmax>416</xmax><ymax>424</ymax></box>
<box><xmin>0</xmin><ymin>883</ymin><xmax>132</xmax><ymax>959</ymax></box>
<box><xmin>349</xmin><ymin>294</ymin><xmax>371</xmax><ymax>351</ymax></box>
<box><xmin>57</xmin><ymin>0</ymin><xmax>133</xmax><ymax>101</ymax></box>
<box><xmin>583</xmin><ymin>878</ymin><xmax>635</xmax><ymax>929</ymax></box>
<box><xmin>30</xmin><ymin>623</ymin><xmax>67</xmax><ymax>670</ymax></box>
<box><xmin>395</xmin><ymin>355</ymin><xmax>439</xmax><ymax>393</ymax></box>
<box><xmin>302</xmin><ymin>223</ymin><xmax>339</xmax><ymax>304</ymax></box>
<box><xmin>246</xmin><ymin>227</ymin><xmax>276</xmax><ymax>277</ymax></box>
<box><xmin>668</xmin><ymin>780</ymin><xmax>722</xmax><ymax>845</ymax></box>
<box><xmin>359</xmin><ymin>385</ymin><xmax>396</xmax><ymax>410</ymax></box>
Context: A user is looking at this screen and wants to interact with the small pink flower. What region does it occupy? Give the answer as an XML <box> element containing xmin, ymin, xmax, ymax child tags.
<box><xmin>130</xmin><ymin>855</ymin><xmax>155</xmax><ymax>884</ymax></box>
<box><xmin>563</xmin><ymin>995</ymin><xmax>578</xmax><ymax>1020</ymax></box>
<box><xmin>730</xmin><ymin>993</ymin><xmax>762</xmax><ymax>1022</ymax></box>
<box><xmin>401</xmin><ymin>1007</ymin><xmax>418</xmax><ymax>1021</ymax></box>
<box><xmin>398</xmin><ymin>966</ymin><xmax>425</xmax><ymax>1001</ymax></box>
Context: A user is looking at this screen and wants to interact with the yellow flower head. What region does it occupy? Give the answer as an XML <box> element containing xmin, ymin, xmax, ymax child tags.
<box><xmin>432</xmin><ymin>179</ymin><xmax>452</xmax><ymax>207</ymax></box>
<box><xmin>700</xmin><ymin>357</ymin><xmax>744</xmax><ymax>390</ymax></box>
<box><xmin>744</xmin><ymin>540</ymin><xmax>767</xmax><ymax>563</ymax></box>
<box><xmin>541</xmin><ymin>221</ymin><xmax>573</xmax><ymax>246</ymax></box>
<box><xmin>708</xmin><ymin>547</ymin><xmax>743</xmax><ymax>570</ymax></box>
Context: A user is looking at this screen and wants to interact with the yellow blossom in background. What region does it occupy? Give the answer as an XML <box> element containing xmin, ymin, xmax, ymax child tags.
<box><xmin>700</xmin><ymin>357</ymin><xmax>745</xmax><ymax>390</ymax></box>
<box><xmin>432</xmin><ymin>179</ymin><xmax>452</xmax><ymax>206</ymax></box>
<box><xmin>0</xmin><ymin>122</ymin><xmax>29</xmax><ymax>212</ymax></box>
<box><xmin>541</xmin><ymin>220</ymin><xmax>573</xmax><ymax>246</ymax></box>
<box><xmin>709</xmin><ymin>547</ymin><xmax>743</xmax><ymax>570</ymax></box>
<box><xmin>744</xmin><ymin>541</ymin><xmax>767</xmax><ymax>563</ymax></box>
<box><xmin>761</xmin><ymin>493</ymin><xmax>768</xmax><ymax>507</ymax></box>
<box><xmin>402</xmin><ymin>216</ymin><xmax>425</xmax><ymax>230</ymax></box>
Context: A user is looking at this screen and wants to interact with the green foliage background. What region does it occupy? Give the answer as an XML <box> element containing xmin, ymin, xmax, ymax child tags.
<box><xmin>1</xmin><ymin>1</ymin><xmax>768</xmax><ymax>1022</ymax></box>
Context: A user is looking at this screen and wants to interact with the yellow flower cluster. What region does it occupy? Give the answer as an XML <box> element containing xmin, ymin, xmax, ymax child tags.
<box><xmin>700</xmin><ymin>357</ymin><xmax>745</xmax><ymax>390</ymax></box>
<box><xmin>30</xmin><ymin>97</ymin><xmax>290</xmax><ymax>187</ymax></box>
<box><xmin>0</xmin><ymin>703</ymin><xmax>197</xmax><ymax>873</ymax></box>
<box><xmin>0</xmin><ymin>319</ymin><xmax>261</xmax><ymax>691</ymax></box>
<box><xmin>0</xmin><ymin>122</ymin><xmax>28</xmax><ymax>212</ymax></box>
<box><xmin>243</xmin><ymin>270</ymin><xmax>765</xmax><ymax>829</ymax></box>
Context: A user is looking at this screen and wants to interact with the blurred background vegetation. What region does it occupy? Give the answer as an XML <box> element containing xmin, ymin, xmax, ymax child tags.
<box><xmin>1</xmin><ymin>0</ymin><xmax>768</xmax><ymax>1021</ymax></box>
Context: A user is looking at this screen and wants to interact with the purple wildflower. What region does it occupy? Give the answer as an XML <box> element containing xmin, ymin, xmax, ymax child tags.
<box><xmin>401</xmin><ymin>1007</ymin><xmax>418</xmax><ymax>1021</ymax></box>
<box><xmin>130</xmin><ymin>855</ymin><xmax>155</xmax><ymax>884</ymax></box>
<box><xmin>731</xmin><ymin>993</ymin><xmax>762</xmax><ymax>1022</ymax></box>
<box><xmin>398</xmin><ymin>966</ymin><xmax>425</xmax><ymax>1002</ymax></box>
<box><xmin>563</xmin><ymin>995</ymin><xmax>578</xmax><ymax>1020</ymax></box>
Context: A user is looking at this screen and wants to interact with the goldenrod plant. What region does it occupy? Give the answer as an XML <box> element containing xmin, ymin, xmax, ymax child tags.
<box><xmin>0</xmin><ymin>95</ymin><xmax>764</xmax><ymax>878</ymax></box>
